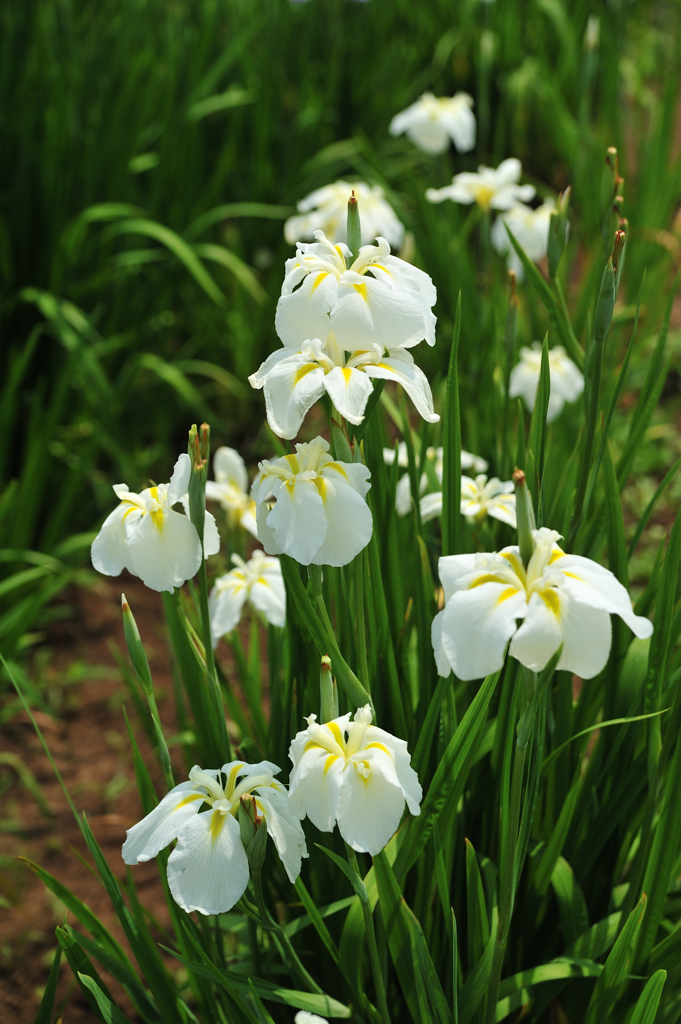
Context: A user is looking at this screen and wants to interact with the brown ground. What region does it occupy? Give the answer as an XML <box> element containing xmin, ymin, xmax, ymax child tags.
<box><xmin>0</xmin><ymin>576</ymin><xmax>185</xmax><ymax>1023</ymax></box>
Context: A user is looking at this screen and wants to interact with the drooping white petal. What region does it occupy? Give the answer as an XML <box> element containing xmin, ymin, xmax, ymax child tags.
<box><xmin>364</xmin><ymin>349</ymin><xmax>439</xmax><ymax>423</ymax></box>
<box><xmin>167</xmin><ymin>454</ymin><xmax>193</xmax><ymax>506</ymax></box>
<box><xmin>431</xmin><ymin>610</ymin><xmax>453</xmax><ymax>678</ymax></box>
<box><xmin>209</xmin><ymin>576</ymin><xmax>249</xmax><ymax>643</ymax></box>
<box><xmin>439</xmin><ymin>582</ymin><xmax>527</xmax><ymax>680</ymax></box>
<box><xmin>91</xmin><ymin>503</ymin><xmax>135</xmax><ymax>578</ymax></box>
<box><xmin>336</xmin><ymin>751</ymin><xmax>407</xmax><ymax>855</ymax></box>
<box><xmin>323</xmin><ymin>365</ymin><xmax>374</xmax><ymax>425</ymax></box>
<box><xmin>167</xmin><ymin>809</ymin><xmax>249</xmax><ymax>916</ymax></box>
<box><xmin>332</xmin><ymin>271</ymin><xmax>431</xmax><ymax>352</ymax></box>
<box><xmin>213</xmin><ymin>447</ymin><xmax>249</xmax><ymax>492</ymax></box>
<box><xmin>265</xmin><ymin>477</ymin><xmax>328</xmax><ymax>565</ymax></box>
<box><xmin>287</xmin><ymin>746</ymin><xmax>345</xmax><ymax>832</ymax></box>
<box><xmin>326</xmin><ymin>459</ymin><xmax>372</xmax><ymax>498</ymax></box>
<box><xmin>420</xmin><ymin>491</ymin><xmax>443</xmax><ymax>523</ymax></box>
<box><xmin>554</xmin><ymin>554</ymin><xmax>653</xmax><ymax>639</ymax></box>
<box><xmin>395</xmin><ymin>473</ymin><xmax>413</xmax><ymax>516</ymax></box>
<box><xmin>364</xmin><ymin>726</ymin><xmax>422</xmax><ymax>816</ymax></box>
<box><xmin>554</xmin><ymin>593</ymin><xmax>613</xmax><ymax>678</ymax></box>
<box><xmin>122</xmin><ymin>781</ymin><xmax>206</xmax><ymax>864</ymax></box>
<box><xmin>311</xmin><ymin>472</ymin><xmax>373</xmax><ymax>567</ymax></box>
<box><xmin>202</xmin><ymin>510</ymin><xmax>221</xmax><ymax>557</ymax></box>
<box><xmin>248</xmin><ymin>563</ymin><xmax>286</xmax><ymax>628</ymax></box>
<box><xmin>508</xmin><ymin>591</ymin><xmax>564</xmax><ymax>672</ymax></box>
<box><xmin>126</xmin><ymin>509</ymin><xmax>202</xmax><ymax>593</ymax></box>
<box><xmin>261</xmin><ymin>352</ymin><xmax>327</xmax><ymax>439</ymax></box>
<box><xmin>256</xmin><ymin>785</ymin><xmax>308</xmax><ymax>882</ymax></box>
<box><xmin>275</xmin><ymin>271</ymin><xmax>338</xmax><ymax>348</ymax></box>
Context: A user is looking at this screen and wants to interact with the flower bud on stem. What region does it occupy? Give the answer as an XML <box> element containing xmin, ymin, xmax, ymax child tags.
<box><xmin>547</xmin><ymin>186</ymin><xmax>571</xmax><ymax>280</ymax></box>
<box><xmin>239</xmin><ymin>795</ymin><xmax>267</xmax><ymax>872</ymax></box>
<box><xmin>320</xmin><ymin>655</ymin><xmax>339</xmax><ymax>723</ymax></box>
<box><xmin>512</xmin><ymin>469</ymin><xmax>535</xmax><ymax>569</ymax></box>
<box><xmin>121</xmin><ymin>594</ymin><xmax>174</xmax><ymax>789</ymax></box>
<box><xmin>347</xmin><ymin>191</ymin><xmax>362</xmax><ymax>263</ymax></box>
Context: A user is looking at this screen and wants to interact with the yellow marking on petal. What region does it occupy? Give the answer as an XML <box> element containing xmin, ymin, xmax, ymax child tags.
<box><xmin>225</xmin><ymin>763</ymin><xmax>244</xmax><ymax>799</ymax></box>
<box><xmin>314</xmin><ymin>477</ymin><xmax>327</xmax><ymax>503</ymax></box>
<box><xmin>327</xmin><ymin>722</ymin><xmax>345</xmax><ymax>748</ymax></box>
<box><xmin>375</xmin><ymin>363</ymin><xmax>396</xmax><ymax>373</ymax></box>
<box><xmin>341</xmin><ymin>367</ymin><xmax>352</xmax><ymax>383</ymax></box>
<box><xmin>495</xmin><ymin>586</ymin><xmax>519</xmax><ymax>606</ymax></box>
<box><xmin>121</xmin><ymin>504</ymin><xmax>138</xmax><ymax>522</ymax></box>
<box><xmin>366</xmin><ymin>742</ymin><xmax>390</xmax><ymax>755</ymax></box>
<box><xmin>209</xmin><ymin>809</ymin><xmax>225</xmax><ymax>844</ymax></box>
<box><xmin>540</xmin><ymin>588</ymin><xmax>561</xmax><ymax>617</ymax></box>
<box><xmin>370</xmin><ymin>265</ymin><xmax>390</xmax><ymax>276</ymax></box>
<box><xmin>562</xmin><ymin>571</ymin><xmax>582</xmax><ymax>581</ymax></box>
<box><xmin>282</xmin><ymin>454</ymin><xmax>300</xmax><ymax>474</ymax></box>
<box><xmin>468</xmin><ymin>573</ymin><xmax>518</xmax><ymax>589</ymax></box>
<box><xmin>324</xmin><ymin>754</ymin><xmax>338</xmax><ymax>775</ymax></box>
<box><xmin>147</xmin><ymin>486</ymin><xmax>165</xmax><ymax>533</ymax></box>
<box><xmin>549</xmin><ymin>550</ymin><xmax>565</xmax><ymax>563</ymax></box>
<box><xmin>325</xmin><ymin>461</ymin><xmax>348</xmax><ymax>479</ymax></box>
<box><xmin>353</xmin><ymin>283</ymin><xmax>369</xmax><ymax>301</ymax></box>
<box><xmin>474</xmin><ymin>185</ymin><xmax>494</xmax><ymax>210</ymax></box>
<box><xmin>175</xmin><ymin>793</ymin><xmax>206</xmax><ymax>809</ymax></box>
<box><xmin>310</xmin><ymin>272</ymin><xmax>329</xmax><ymax>293</ymax></box>
<box><xmin>304</xmin><ymin>741</ymin><xmax>324</xmax><ymax>753</ymax></box>
<box><xmin>294</xmin><ymin>363</ymin><xmax>320</xmax><ymax>384</ymax></box>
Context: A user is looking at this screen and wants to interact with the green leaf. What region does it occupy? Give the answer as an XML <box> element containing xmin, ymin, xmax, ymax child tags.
<box><xmin>550</xmin><ymin>857</ymin><xmax>589</xmax><ymax>948</ymax></box>
<box><xmin>495</xmin><ymin>957</ymin><xmax>602</xmax><ymax>1022</ymax></box>
<box><xmin>629</xmin><ymin>970</ymin><xmax>667</xmax><ymax>1024</ymax></box>
<box><xmin>194</xmin><ymin>242</ymin><xmax>268</xmax><ymax>303</ymax></box>
<box><xmin>585</xmin><ymin>893</ymin><xmax>647</xmax><ymax>1024</ymax></box>
<box><xmin>601</xmin><ymin>441</ymin><xmax>628</xmax><ymax>586</ymax></box>
<box><xmin>628</xmin><ymin>454</ymin><xmax>681</xmax><ymax>559</ymax></box>
<box><xmin>408</xmin><ymin>905</ymin><xmax>453</xmax><ymax>1024</ymax></box>
<box><xmin>77</xmin><ymin>973</ymin><xmax>136</xmax><ymax>1024</ymax></box>
<box><xmin>317</xmin><ymin>845</ymin><xmax>368</xmax><ymax>904</ymax></box>
<box><xmin>292</xmin><ymin>877</ymin><xmax>342</xmax><ymax>964</ymax></box>
<box><xmin>374</xmin><ymin>850</ymin><xmax>420</xmax><ymax>1022</ymax></box>
<box><xmin>394</xmin><ymin>670</ymin><xmax>501</xmax><ymax>879</ymax></box>
<box><xmin>69</xmin><ymin>928</ymin><xmax>161</xmax><ymax>1022</ymax></box>
<box><xmin>527</xmin><ymin>332</ymin><xmax>550</xmax><ymax>507</ymax></box>
<box><xmin>186</xmin><ymin>86</ymin><xmax>255</xmax><ymax>121</ymax></box>
<box><xmin>56</xmin><ymin>925</ymin><xmax>111</xmax><ymax>1022</ymax></box>
<box><xmin>534</xmin><ymin>770</ymin><xmax>581</xmax><ymax>895</ymax></box>
<box><xmin>34</xmin><ymin>945</ymin><xmax>62</xmax><ymax>1024</ymax></box>
<box><xmin>465</xmin><ymin>839</ymin><xmax>490</xmax><ymax>972</ymax></box>
<box><xmin>186</xmin><ymin>202</ymin><xmax>293</xmax><ymax>240</ymax></box>
<box><xmin>442</xmin><ymin>293</ymin><xmax>462</xmax><ymax>557</ymax></box>
<box><xmin>164</xmin><ymin>948</ymin><xmax>351</xmax><ymax>1017</ymax></box>
<box><xmin>457</xmin><ymin>914</ymin><xmax>497</xmax><ymax>1024</ymax></box>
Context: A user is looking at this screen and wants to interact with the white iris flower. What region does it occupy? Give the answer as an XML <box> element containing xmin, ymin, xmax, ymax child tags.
<box><xmin>384</xmin><ymin>444</ymin><xmax>489</xmax><ymax>518</ymax></box>
<box><xmin>426</xmin><ymin>158</ymin><xmax>536</xmax><ymax>212</ymax></box>
<box><xmin>249</xmin><ymin>335</ymin><xmax>438</xmax><ymax>440</ymax></box>
<box><xmin>288</xmin><ymin>705</ymin><xmax>422</xmax><ymax>855</ymax></box>
<box><xmin>91</xmin><ymin>454</ymin><xmax>220</xmax><ymax>594</ymax></box>
<box><xmin>209</xmin><ymin>550</ymin><xmax>286</xmax><ymax>647</ymax></box>
<box><xmin>509</xmin><ymin>343</ymin><xmax>584</xmax><ymax>422</ymax></box>
<box><xmin>461</xmin><ymin>475</ymin><xmax>517</xmax><ymax>528</ymax></box>
<box><xmin>205</xmin><ymin>447</ymin><xmax>258</xmax><ymax>538</ymax></box>
<box><xmin>275</xmin><ymin>231</ymin><xmax>437</xmax><ymax>354</ymax></box>
<box><xmin>122</xmin><ymin>761</ymin><xmax>307</xmax><ymax>916</ymax></box>
<box><xmin>491</xmin><ymin>201</ymin><xmax>556</xmax><ymax>279</ymax></box>
<box><xmin>252</xmin><ymin>437</ymin><xmax>372</xmax><ymax>567</ymax></box>
<box><xmin>284</xmin><ymin>181</ymin><xmax>404</xmax><ymax>250</ymax></box>
<box><xmin>389</xmin><ymin>93</ymin><xmax>476</xmax><ymax>155</ymax></box>
<box><xmin>432</xmin><ymin>528</ymin><xmax>653</xmax><ymax>682</ymax></box>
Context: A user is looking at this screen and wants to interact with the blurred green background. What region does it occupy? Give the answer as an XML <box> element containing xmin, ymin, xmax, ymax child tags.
<box><xmin>1</xmin><ymin>0</ymin><xmax>680</xmax><ymax>662</ymax></box>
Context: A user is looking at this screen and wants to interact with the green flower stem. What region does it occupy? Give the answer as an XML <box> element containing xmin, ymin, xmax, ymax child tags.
<box><xmin>354</xmin><ymin>551</ymin><xmax>370</xmax><ymax>690</ymax></box>
<box><xmin>347</xmin><ymin>846</ymin><xmax>391</xmax><ymax>1024</ymax></box>
<box><xmin>281</xmin><ymin>554</ymin><xmax>375</xmax><ymax>716</ymax></box>
<box><xmin>485</xmin><ymin>667</ymin><xmax>535</xmax><ymax>1024</ymax></box>
<box><xmin>251</xmin><ymin>871</ymin><xmax>323</xmax><ymax>995</ymax></box>
<box><xmin>196</xmin><ymin>558</ymin><xmax>230</xmax><ymax>759</ymax></box>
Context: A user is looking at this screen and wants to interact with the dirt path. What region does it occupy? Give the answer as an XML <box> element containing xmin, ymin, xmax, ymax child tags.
<box><xmin>0</xmin><ymin>576</ymin><xmax>181</xmax><ymax>1022</ymax></box>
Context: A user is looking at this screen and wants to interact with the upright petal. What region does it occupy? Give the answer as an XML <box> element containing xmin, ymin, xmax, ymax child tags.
<box><xmin>213</xmin><ymin>447</ymin><xmax>249</xmax><ymax>492</ymax></box>
<box><xmin>275</xmin><ymin>272</ymin><xmax>337</xmax><ymax>348</ymax></box>
<box><xmin>122</xmin><ymin>781</ymin><xmax>206</xmax><ymax>864</ymax></box>
<box><xmin>167</xmin><ymin>810</ymin><xmax>249</xmax><ymax>915</ymax></box>
<box><xmin>203</xmin><ymin>510</ymin><xmax>221</xmax><ymax>557</ymax></box>
<box><xmin>91</xmin><ymin>504</ymin><xmax>134</xmax><ymax>578</ymax></box>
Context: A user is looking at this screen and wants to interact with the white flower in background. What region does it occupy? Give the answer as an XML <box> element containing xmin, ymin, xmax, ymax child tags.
<box><xmin>432</xmin><ymin>527</ymin><xmax>653</xmax><ymax>681</ymax></box>
<box><xmin>461</xmin><ymin>475</ymin><xmax>516</xmax><ymax>527</ymax></box>
<box><xmin>491</xmin><ymin>201</ymin><xmax>555</xmax><ymax>279</ymax></box>
<box><xmin>275</xmin><ymin>231</ymin><xmax>437</xmax><ymax>354</ymax></box>
<box><xmin>510</xmin><ymin>343</ymin><xmax>584</xmax><ymax>422</ymax></box>
<box><xmin>295</xmin><ymin>1015</ymin><xmax>327</xmax><ymax>1024</ymax></box>
<box><xmin>426</xmin><ymin>158</ymin><xmax>536</xmax><ymax>212</ymax></box>
<box><xmin>91</xmin><ymin>454</ymin><xmax>220</xmax><ymax>593</ymax></box>
<box><xmin>250</xmin><ymin>335</ymin><xmax>438</xmax><ymax>440</ymax></box>
<box><xmin>389</xmin><ymin>92</ymin><xmax>476</xmax><ymax>155</ymax></box>
<box><xmin>205</xmin><ymin>447</ymin><xmax>258</xmax><ymax>538</ymax></box>
<box><xmin>252</xmin><ymin>437</ymin><xmax>372</xmax><ymax>567</ymax></box>
<box><xmin>384</xmin><ymin>444</ymin><xmax>489</xmax><ymax>517</ymax></box>
<box><xmin>284</xmin><ymin>181</ymin><xmax>404</xmax><ymax>250</ymax></box>
<box><xmin>288</xmin><ymin>705</ymin><xmax>422</xmax><ymax>855</ymax></box>
<box><xmin>122</xmin><ymin>760</ymin><xmax>308</xmax><ymax>915</ymax></box>
<box><xmin>209</xmin><ymin>551</ymin><xmax>286</xmax><ymax>646</ymax></box>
